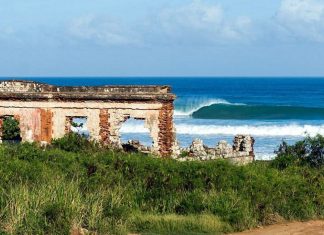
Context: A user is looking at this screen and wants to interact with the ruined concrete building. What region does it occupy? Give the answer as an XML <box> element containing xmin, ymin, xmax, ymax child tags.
<box><xmin>0</xmin><ymin>80</ymin><xmax>255</xmax><ymax>163</ymax></box>
<box><xmin>0</xmin><ymin>80</ymin><xmax>177</xmax><ymax>157</ymax></box>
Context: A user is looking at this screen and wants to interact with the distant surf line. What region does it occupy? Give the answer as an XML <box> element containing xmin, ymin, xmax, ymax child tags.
<box><xmin>120</xmin><ymin>123</ymin><xmax>324</xmax><ymax>137</ymax></box>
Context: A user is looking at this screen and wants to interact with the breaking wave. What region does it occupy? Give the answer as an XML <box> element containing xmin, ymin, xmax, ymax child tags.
<box><xmin>120</xmin><ymin>123</ymin><xmax>324</xmax><ymax>137</ymax></box>
<box><xmin>192</xmin><ymin>104</ymin><xmax>324</xmax><ymax>120</ymax></box>
<box><xmin>174</xmin><ymin>99</ymin><xmax>243</xmax><ymax>116</ymax></box>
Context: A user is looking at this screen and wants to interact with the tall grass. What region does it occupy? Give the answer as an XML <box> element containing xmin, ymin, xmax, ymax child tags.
<box><xmin>0</xmin><ymin>139</ymin><xmax>323</xmax><ymax>234</ymax></box>
<box><xmin>129</xmin><ymin>213</ymin><xmax>230</xmax><ymax>235</ymax></box>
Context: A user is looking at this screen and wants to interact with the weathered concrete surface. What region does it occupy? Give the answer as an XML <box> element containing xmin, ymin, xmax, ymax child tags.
<box><xmin>0</xmin><ymin>80</ymin><xmax>177</xmax><ymax>157</ymax></box>
<box><xmin>0</xmin><ymin>80</ymin><xmax>174</xmax><ymax>101</ymax></box>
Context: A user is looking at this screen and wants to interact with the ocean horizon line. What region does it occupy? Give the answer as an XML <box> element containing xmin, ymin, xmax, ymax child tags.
<box><xmin>1</xmin><ymin>76</ymin><xmax>324</xmax><ymax>80</ymax></box>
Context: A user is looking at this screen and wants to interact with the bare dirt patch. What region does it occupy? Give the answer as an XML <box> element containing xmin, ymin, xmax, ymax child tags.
<box><xmin>231</xmin><ymin>220</ymin><xmax>324</xmax><ymax>235</ymax></box>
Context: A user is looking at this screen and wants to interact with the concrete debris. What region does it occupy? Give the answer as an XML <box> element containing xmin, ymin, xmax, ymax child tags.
<box><xmin>174</xmin><ymin>135</ymin><xmax>255</xmax><ymax>165</ymax></box>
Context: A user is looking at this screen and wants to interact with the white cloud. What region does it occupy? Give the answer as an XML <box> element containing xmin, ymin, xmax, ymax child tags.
<box><xmin>0</xmin><ymin>26</ymin><xmax>15</xmax><ymax>39</ymax></box>
<box><xmin>68</xmin><ymin>15</ymin><xmax>140</xmax><ymax>46</ymax></box>
<box><xmin>157</xmin><ymin>0</ymin><xmax>254</xmax><ymax>43</ymax></box>
<box><xmin>159</xmin><ymin>1</ymin><xmax>223</xmax><ymax>31</ymax></box>
<box><xmin>277</xmin><ymin>0</ymin><xmax>324</xmax><ymax>42</ymax></box>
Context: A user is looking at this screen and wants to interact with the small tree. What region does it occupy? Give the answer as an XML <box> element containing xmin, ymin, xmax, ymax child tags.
<box><xmin>273</xmin><ymin>134</ymin><xmax>324</xmax><ymax>168</ymax></box>
<box><xmin>2</xmin><ymin>116</ymin><xmax>21</xmax><ymax>141</ymax></box>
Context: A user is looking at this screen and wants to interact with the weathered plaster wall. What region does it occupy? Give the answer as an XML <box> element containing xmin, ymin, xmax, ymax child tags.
<box><xmin>0</xmin><ymin>99</ymin><xmax>176</xmax><ymax>157</ymax></box>
<box><xmin>52</xmin><ymin>108</ymin><xmax>101</xmax><ymax>140</ymax></box>
<box><xmin>108</xmin><ymin>108</ymin><xmax>161</xmax><ymax>153</ymax></box>
<box><xmin>0</xmin><ymin>107</ymin><xmax>41</xmax><ymax>142</ymax></box>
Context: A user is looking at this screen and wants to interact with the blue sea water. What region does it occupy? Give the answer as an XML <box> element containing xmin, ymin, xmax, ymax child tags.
<box><xmin>3</xmin><ymin>77</ymin><xmax>324</xmax><ymax>159</ymax></box>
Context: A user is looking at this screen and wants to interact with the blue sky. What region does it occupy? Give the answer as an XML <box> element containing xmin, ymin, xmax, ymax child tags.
<box><xmin>1</xmin><ymin>0</ymin><xmax>324</xmax><ymax>76</ymax></box>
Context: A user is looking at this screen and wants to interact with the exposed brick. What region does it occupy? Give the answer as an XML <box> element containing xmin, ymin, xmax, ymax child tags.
<box><xmin>65</xmin><ymin>116</ymin><xmax>73</xmax><ymax>134</ymax></box>
<box><xmin>99</xmin><ymin>109</ymin><xmax>110</xmax><ymax>145</ymax></box>
<box><xmin>40</xmin><ymin>109</ymin><xmax>53</xmax><ymax>143</ymax></box>
<box><xmin>158</xmin><ymin>102</ymin><xmax>175</xmax><ymax>157</ymax></box>
<box><xmin>13</xmin><ymin>115</ymin><xmax>20</xmax><ymax>122</ymax></box>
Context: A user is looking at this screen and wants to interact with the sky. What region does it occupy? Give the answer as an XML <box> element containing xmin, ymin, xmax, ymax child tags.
<box><xmin>1</xmin><ymin>0</ymin><xmax>324</xmax><ymax>77</ymax></box>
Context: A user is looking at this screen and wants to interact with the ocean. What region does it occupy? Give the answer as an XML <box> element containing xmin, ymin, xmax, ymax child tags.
<box><xmin>3</xmin><ymin>77</ymin><xmax>324</xmax><ymax>159</ymax></box>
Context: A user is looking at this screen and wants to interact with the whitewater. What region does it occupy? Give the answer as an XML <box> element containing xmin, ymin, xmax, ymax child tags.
<box><xmin>121</xmin><ymin>122</ymin><xmax>324</xmax><ymax>137</ymax></box>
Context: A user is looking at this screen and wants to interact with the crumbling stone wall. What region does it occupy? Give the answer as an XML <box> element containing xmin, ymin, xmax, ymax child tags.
<box><xmin>108</xmin><ymin>108</ymin><xmax>161</xmax><ymax>153</ymax></box>
<box><xmin>175</xmin><ymin>135</ymin><xmax>255</xmax><ymax>165</ymax></box>
<box><xmin>0</xmin><ymin>80</ymin><xmax>177</xmax><ymax>157</ymax></box>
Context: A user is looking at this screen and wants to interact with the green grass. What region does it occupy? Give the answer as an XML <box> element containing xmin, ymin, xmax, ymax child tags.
<box><xmin>0</xmin><ymin>141</ymin><xmax>323</xmax><ymax>234</ymax></box>
<box><xmin>129</xmin><ymin>213</ymin><xmax>230</xmax><ymax>235</ymax></box>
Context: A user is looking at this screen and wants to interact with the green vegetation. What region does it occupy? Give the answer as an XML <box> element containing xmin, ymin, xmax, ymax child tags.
<box><xmin>51</xmin><ymin>133</ymin><xmax>99</xmax><ymax>152</ymax></box>
<box><xmin>0</xmin><ymin>134</ymin><xmax>323</xmax><ymax>234</ymax></box>
<box><xmin>1</xmin><ymin>116</ymin><xmax>21</xmax><ymax>141</ymax></box>
<box><xmin>273</xmin><ymin>134</ymin><xmax>324</xmax><ymax>169</ymax></box>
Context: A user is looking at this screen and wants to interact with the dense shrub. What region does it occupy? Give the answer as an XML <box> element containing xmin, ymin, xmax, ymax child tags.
<box><xmin>0</xmin><ymin>135</ymin><xmax>323</xmax><ymax>234</ymax></box>
<box><xmin>2</xmin><ymin>116</ymin><xmax>21</xmax><ymax>141</ymax></box>
<box><xmin>51</xmin><ymin>132</ymin><xmax>99</xmax><ymax>152</ymax></box>
<box><xmin>273</xmin><ymin>135</ymin><xmax>324</xmax><ymax>168</ymax></box>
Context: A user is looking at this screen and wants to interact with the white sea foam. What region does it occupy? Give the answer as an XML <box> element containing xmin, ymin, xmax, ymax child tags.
<box><xmin>174</xmin><ymin>98</ymin><xmax>243</xmax><ymax>116</ymax></box>
<box><xmin>120</xmin><ymin>123</ymin><xmax>324</xmax><ymax>137</ymax></box>
<box><xmin>254</xmin><ymin>154</ymin><xmax>276</xmax><ymax>160</ymax></box>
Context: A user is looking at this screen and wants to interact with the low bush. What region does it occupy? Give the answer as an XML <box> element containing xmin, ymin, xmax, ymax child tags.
<box><xmin>51</xmin><ymin>132</ymin><xmax>99</xmax><ymax>152</ymax></box>
<box><xmin>2</xmin><ymin>116</ymin><xmax>21</xmax><ymax>141</ymax></box>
